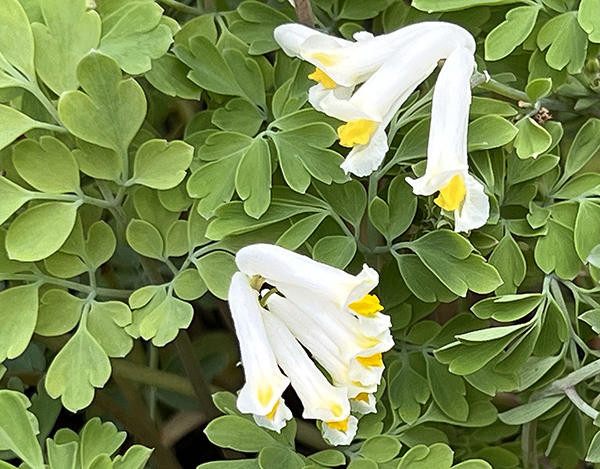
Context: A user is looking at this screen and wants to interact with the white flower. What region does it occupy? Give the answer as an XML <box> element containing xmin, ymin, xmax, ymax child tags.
<box><xmin>261</xmin><ymin>310</ymin><xmax>351</xmax><ymax>427</ymax></box>
<box><xmin>228</xmin><ymin>244</ymin><xmax>393</xmax><ymax>445</ymax></box>
<box><xmin>228</xmin><ymin>272</ymin><xmax>292</xmax><ymax>432</ymax></box>
<box><xmin>274</xmin><ymin>22</ymin><xmax>476</xmax><ymax>177</ymax></box>
<box><xmin>406</xmin><ymin>47</ymin><xmax>489</xmax><ymax>232</ymax></box>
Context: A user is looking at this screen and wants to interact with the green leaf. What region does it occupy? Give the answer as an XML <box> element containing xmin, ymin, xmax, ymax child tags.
<box><xmin>36</xmin><ymin>289</ymin><xmax>83</xmax><ymax>337</ymax></box>
<box><xmin>31</xmin><ymin>0</ymin><xmax>101</xmax><ymax>95</ymax></box>
<box><xmin>554</xmin><ymin>173</ymin><xmax>600</xmax><ymax>199</ymax></box>
<box><xmin>408</xmin><ymin>231</ymin><xmax>502</xmax><ymax>297</ymax></box>
<box><xmin>0</xmin><ymin>285</ymin><xmax>38</xmax><ymax>362</ymax></box>
<box><xmin>312</xmin><ymin>235</ymin><xmax>356</xmax><ymax>269</ymax></box>
<box><xmin>197</xmin><ymin>461</ymin><xmax>259</xmax><ymax>469</ymax></box>
<box><xmin>113</xmin><ymin>445</ymin><xmax>153</xmax><ymax>469</ymax></box>
<box><xmin>259</xmin><ymin>446</ymin><xmax>304</xmax><ymax>469</ymax></box>
<box><xmin>6</xmin><ymin>201</ymin><xmax>79</xmax><ymax>262</ymax></box>
<box><xmin>563</xmin><ymin>118</ymin><xmax>600</xmax><ymax>180</ymax></box>
<box><xmin>414</xmin><ymin>0</ymin><xmax>517</xmax><ymax>11</ymax></box>
<box><xmin>514</xmin><ymin>118</ymin><xmax>553</xmax><ymax>159</ymax></box>
<box><xmin>0</xmin><ymin>0</ymin><xmax>35</xmax><ymax>79</ymax></box>
<box><xmin>339</xmin><ymin>0</ymin><xmax>388</xmax><ymax>19</ymax></box>
<box><xmin>347</xmin><ymin>459</ymin><xmax>378</xmax><ymax>469</ymax></box>
<box><xmin>535</xmin><ymin>205</ymin><xmax>581</xmax><ymax>280</ymax></box>
<box><xmin>204</xmin><ymin>416</ymin><xmax>279</xmax><ymax>452</ymax></box>
<box><xmin>79</xmin><ymin>417</ymin><xmax>127</xmax><ymax>468</ymax></box>
<box><xmin>12</xmin><ymin>136</ymin><xmax>80</xmax><ymax>193</ymax></box>
<box><xmin>507</xmin><ymin>153</ymin><xmax>559</xmax><ymax>185</ymax></box>
<box><xmin>308</xmin><ymin>450</ymin><xmax>346</xmax><ymax>467</ymax></box>
<box><xmin>270</xmin><ymin>123</ymin><xmax>346</xmax><ymax>193</ymax></box>
<box><xmin>586</xmin><ymin>430</ymin><xmax>600</xmax><ymax>463</ymax></box>
<box><xmin>173</xmin><ymin>268</ymin><xmax>207</xmax><ymax>301</ymax></box>
<box><xmin>488</xmin><ymin>233</ymin><xmax>526</xmax><ymax>295</ymax></box>
<box><xmin>0</xmin><ymin>390</ymin><xmax>44</xmax><ymax>469</ymax></box>
<box><xmin>579</xmin><ymin>0</ymin><xmax>600</xmax><ymax>43</ymax></box>
<box><xmin>235</xmin><ymin>137</ymin><xmax>271</xmax><ymax>218</ymax></box>
<box><xmin>206</xmin><ymin>201</ymin><xmax>315</xmax><ymax>240</ymax></box>
<box><xmin>276</xmin><ymin>212</ymin><xmax>328</xmax><ymax>250</ymax></box>
<box><xmin>146</xmin><ymin>53</ymin><xmax>201</xmax><ymax>100</ymax></box>
<box><xmin>498</xmin><ymin>396</ymin><xmax>564</xmax><ymax>425</ymax></box>
<box><xmin>0</xmin><ymin>176</ymin><xmax>33</xmax><ymax>224</ymax></box>
<box><xmin>314</xmin><ymin>179</ymin><xmax>366</xmax><ymax>228</ymax></box>
<box><xmin>187</xmin><ymin>132</ymin><xmax>253</xmax><ymax>218</ymax></box>
<box><xmin>88</xmin><ymin>301</ymin><xmax>133</xmax><ymax>358</ymax></box>
<box><xmin>98</xmin><ymin>2</ymin><xmax>173</xmax><ymax>75</ymax></box>
<box><xmin>537</xmin><ymin>12</ymin><xmax>588</xmax><ymax>73</ymax></box>
<box><xmin>398</xmin><ymin>443</ymin><xmax>453</xmax><ymax>469</ymax></box>
<box><xmin>369</xmin><ymin>176</ymin><xmax>417</xmax><ymax>242</ymax></box>
<box><xmin>471</xmin><ymin>294</ymin><xmax>543</xmax><ymax>322</ymax></box>
<box><xmin>195</xmin><ymin>251</ymin><xmax>237</xmax><ymax>300</ymax></box>
<box><xmin>73</xmin><ymin>141</ymin><xmax>122</xmax><ymax>182</ymax></box>
<box><xmin>575</xmin><ymin>200</ymin><xmax>600</xmax><ymax>262</ymax></box>
<box><xmin>388</xmin><ymin>361</ymin><xmax>430</xmax><ymax>424</ymax></box>
<box><xmin>178</xmin><ymin>36</ymin><xmax>244</xmax><ymax>97</ymax></box>
<box><xmin>426</xmin><ymin>357</ymin><xmax>468</xmax><ymax>422</ymax></box>
<box><xmin>467</xmin><ymin>115</ymin><xmax>519</xmax><ymax>151</ymax></box>
<box><xmin>212</xmin><ymin>98</ymin><xmax>264</xmax><ymax>137</ymax></box>
<box><xmin>230</xmin><ymin>1</ymin><xmax>290</xmax><ymax>54</ymax></box>
<box><xmin>0</xmin><ymin>105</ymin><xmax>53</xmax><ymax>152</ymax></box>
<box><xmin>46</xmin><ymin>319</ymin><xmax>112</xmax><ymax>412</ymax></box>
<box><xmin>58</xmin><ymin>52</ymin><xmax>147</xmax><ymax>153</ymax></box>
<box><xmin>126</xmin><ymin>219</ymin><xmax>164</xmax><ymax>260</ymax></box>
<box><xmin>526</xmin><ymin>78</ymin><xmax>553</xmax><ymax>102</ymax></box>
<box><xmin>396</xmin><ymin>254</ymin><xmax>456</xmax><ymax>303</ymax></box>
<box><xmin>129</xmin><ymin>291</ymin><xmax>193</xmax><ymax>347</ymax></box>
<box><xmin>485</xmin><ymin>6</ymin><xmax>540</xmax><ymax>61</ymax></box>
<box><xmin>360</xmin><ymin>435</ymin><xmax>402</xmax><ymax>463</ymax></box>
<box><xmin>84</xmin><ymin>221</ymin><xmax>117</xmax><ymax>270</ymax></box>
<box><xmin>130</xmin><ymin>139</ymin><xmax>193</xmax><ymax>190</ymax></box>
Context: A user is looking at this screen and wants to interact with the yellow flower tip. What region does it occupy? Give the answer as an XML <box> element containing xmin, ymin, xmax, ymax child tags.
<box><xmin>266</xmin><ymin>400</ymin><xmax>280</xmax><ymax>420</ymax></box>
<box><xmin>434</xmin><ymin>174</ymin><xmax>467</xmax><ymax>212</ymax></box>
<box><xmin>330</xmin><ymin>402</ymin><xmax>345</xmax><ymax>418</ymax></box>
<box><xmin>309</xmin><ymin>52</ymin><xmax>339</xmax><ymax>67</ymax></box>
<box><xmin>258</xmin><ymin>386</ymin><xmax>273</xmax><ymax>407</ymax></box>
<box><xmin>353</xmin><ymin>392</ymin><xmax>370</xmax><ymax>403</ymax></box>
<box><xmin>349</xmin><ymin>294</ymin><xmax>384</xmax><ymax>316</ymax></box>
<box><xmin>308</xmin><ymin>68</ymin><xmax>337</xmax><ymax>89</ymax></box>
<box><xmin>356</xmin><ymin>352</ymin><xmax>383</xmax><ymax>368</ymax></box>
<box><xmin>325</xmin><ymin>417</ymin><xmax>350</xmax><ymax>432</ymax></box>
<box><xmin>337</xmin><ymin>119</ymin><xmax>378</xmax><ymax>148</ymax></box>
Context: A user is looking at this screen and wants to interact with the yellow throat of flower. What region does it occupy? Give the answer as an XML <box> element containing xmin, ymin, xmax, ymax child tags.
<box><xmin>308</xmin><ymin>67</ymin><xmax>337</xmax><ymax>89</ymax></box>
<box><xmin>353</xmin><ymin>392</ymin><xmax>370</xmax><ymax>403</ymax></box>
<box><xmin>356</xmin><ymin>352</ymin><xmax>383</xmax><ymax>368</ymax></box>
<box><xmin>326</xmin><ymin>417</ymin><xmax>349</xmax><ymax>432</ymax></box>
<box><xmin>338</xmin><ymin>119</ymin><xmax>378</xmax><ymax>147</ymax></box>
<box><xmin>266</xmin><ymin>400</ymin><xmax>280</xmax><ymax>420</ymax></box>
<box><xmin>349</xmin><ymin>294</ymin><xmax>383</xmax><ymax>316</ymax></box>
<box><xmin>434</xmin><ymin>174</ymin><xmax>467</xmax><ymax>212</ymax></box>
<box><xmin>258</xmin><ymin>386</ymin><xmax>273</xmax><ymax>407</ymax></box>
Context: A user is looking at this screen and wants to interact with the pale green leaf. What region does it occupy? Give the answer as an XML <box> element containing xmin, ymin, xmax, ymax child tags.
<box><xmin>130</xmin><ymin>139</ymin><xmax>193</xmax><ymax>190</ymax></box>
<box><xmin>0</xmin><ymin>285</ymin><xmax>38</xmax><ymax>362</ymax></box>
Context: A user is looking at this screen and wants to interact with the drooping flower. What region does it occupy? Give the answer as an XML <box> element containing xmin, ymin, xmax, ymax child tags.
<box><xmin>273</xmin><ymin>22</ymin><xmax>476</xmax><ymax>177</ymax></box>
<box><xmin>406</xmin><ymin>47</ymin><xmax>489</xmax><ymax>232</ymax></box>
<box><xmin>227</xmin><ymin>244</ymin><xmax>392</xmax><ymax>445</ymax></box>
<box><xmin>228</xmin><ymin>272</ymin><xmax>292</xmax><ymax>432</ymax></box>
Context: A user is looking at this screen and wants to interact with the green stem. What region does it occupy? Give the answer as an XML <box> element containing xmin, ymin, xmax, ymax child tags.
<box><xmin>365</xmin><ymin>174</ymin><xmax>379</xmax><ymax>266</ymax></box>
<box><xmin>111</xmin><ymin>359</ymin><xmax>195</xmax><ymax>397</ymax></box>
<box><xmin>24</xmin><ymin>81</ymin><xmax>65</xmax><ymax>127</ymax></box>
<box><xmin>477</xmin><ymin>76</ymin><xmax>530</xmax><ymax>103</ymax></box>
<box><xmin>157</xmin><ymin>0</ymin><xmax>203</xmax><ymax>14</ymax></box>
<box><xmin>175</xmin><ymin>331</ymin><xmax>220</xmax><ymax>419</ymax></box>
<box><xmin>539</xmin><ymin>359</ymin><xmax>600</xmax><ymax>397</ymax></box>
<box><xmin>31</xmin><ymin>191</ymin><xmax>113</xmax><ymax>209</ymax></box>
<box><xmin>564</xmin><ymin>386</ymin><xmax>599</xmax><ymax>420</ymax></box>
<box><xmin>522</xmin><ymin>421</ymin><xmax>539</xmax><ymax>469</ymax></box>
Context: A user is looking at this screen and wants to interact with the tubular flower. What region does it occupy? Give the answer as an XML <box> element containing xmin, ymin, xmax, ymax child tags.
<box><xmin>273</xmin><ymin>22</ymin><xmax>476</xmax><ymax>177</ymax></box>
<box><xmin>406</xmin><ymin>47</ymin><xmax>489</xmax><ymax>232</ymax></box>
<box><xmin>227</xmin><ymin>244</ymin><xmax>392</xmax><ymax>445</ymax></box>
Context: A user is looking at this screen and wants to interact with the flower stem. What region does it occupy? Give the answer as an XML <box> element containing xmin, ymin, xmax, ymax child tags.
<box><xmin>158</xmin><ymin>0</ymin><xmax>203</xmax><ymax>14</ymax></box>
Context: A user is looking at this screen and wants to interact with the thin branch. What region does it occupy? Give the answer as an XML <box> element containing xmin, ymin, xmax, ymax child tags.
<box><xmin>294</xmin><ymin>0</ymin><xmax>315</xmax><ymax>27</ymax></box>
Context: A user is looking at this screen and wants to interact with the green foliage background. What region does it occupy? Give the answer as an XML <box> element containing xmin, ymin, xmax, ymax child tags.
<box><xmin>1</xmin><ymin>0</ymin><xmax>600</xmax><ymax>467</ymax></box>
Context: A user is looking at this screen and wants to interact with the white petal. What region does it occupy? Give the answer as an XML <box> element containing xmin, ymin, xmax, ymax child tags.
<box><xmin>253</xmin><ymin>398</ymin><xmax>293</xmax><ymax>433</ymax></box>
<box><xmin>357</xmin><ymin>312</ymin><xmax>392</xmax><ymax>337</ymax></box>
<box><xmin>262</xmin><ymin>310</ymin><xmax>351</xmax><ymax>423</ymax></box>
<box><xmin>266</xmin><ymin>295</ymin><xmax>377</xmax><ymax>397</ymax></box>
<box><xmin>322</xmin><ymin>416</ymin><xmax>358</xmax><ymax>446</ymax></box>
<box><xmin>273</xmin><ymin>24</ymin><xmax>349</xmax><ymax>58</ymax></box>
<box><xmin>235</xmin><ymin>244</ymin><xmax>379</xmax><ymax>310</ymax></box>
<box><xmin>454</xmin><ymin>174</ymin><xmax>489</xmax><ymax>232</ymax></box>
<box><xmin>425</xmin><ymin>47</ymin><xmax>475</xmax><ymax>180</ymax></box>
<box><xmin>228</xmin><ymin>273</ymin><xmax>290</xmax><ymax>416</ymax></box>
<box><xmin>340</xmin><ymin>127</ymin><xmax>388</xmax><ymax>177</ymax></box>
<box><xmin>350</xmin><ymin>393</ymin><xmax>377</xmax><ymax>414</ymax></box>
<box><xmin>308</xmin><ymin>83</ymin><xmax>354</xmax><ymax>113</ymax></box>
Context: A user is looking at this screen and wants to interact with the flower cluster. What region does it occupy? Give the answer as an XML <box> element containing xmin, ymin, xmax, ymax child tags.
<box><xmin>228</xmin><ymin>244</ymin><xmax>393</xmax><ymax>445</ymax></box>
<box><xmin>274</xmin><ymin>22</ymin><xmax>489</xmax><ymax>232</ymax></box>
